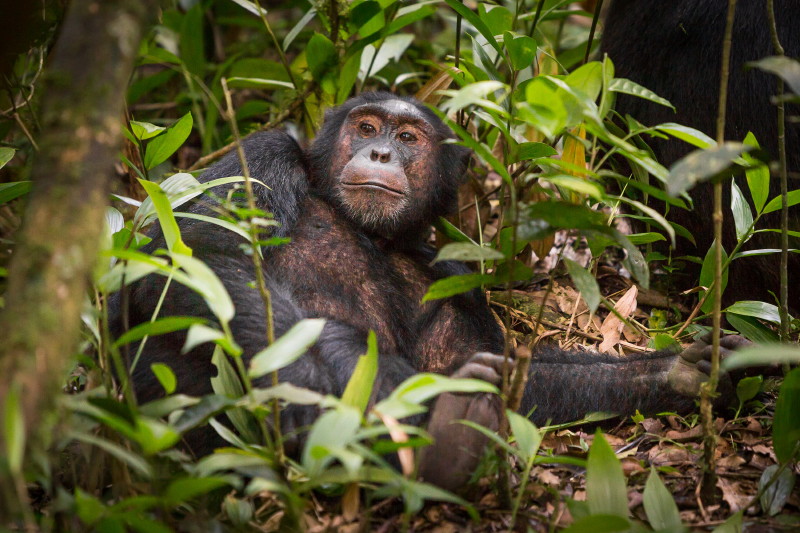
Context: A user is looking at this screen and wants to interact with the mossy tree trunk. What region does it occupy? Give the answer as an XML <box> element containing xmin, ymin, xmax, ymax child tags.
<box><xmin>0</xmin><ymin>0</ymin><xmax>160</xmax><ymax>518</ymax></box>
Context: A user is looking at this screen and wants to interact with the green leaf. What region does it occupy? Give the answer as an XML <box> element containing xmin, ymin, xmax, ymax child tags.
<box><xmin>507</xmin><ymin>410</ymin><xmax>542</xmax><ymax>463</ymax></box>
<box><xmin>171</xmin><ymin>253</ymin><xmax>235</xmax><ymax>325</ymax></box>
<box><xmin>341</xmin><ymin>331</ymin><xmax>379</xmax><ymax>414</ymax></box>
<box><xmin>503</xmin><ymin>32</ymin><xmax>537</xmax><ymax>71</ymax></box>
<box><xmin>229</xmin><ymin>0</ymin><xmax>267</xmax><ymax>17</ymax></box>
<box><xmin>722</xmin><ymin>344</ymin><xmax>800</xmax><ymax>371</ymax></box>
<box><xmin>4</xmin><ymin>384</ymin><xmax>24</xmax><ymax>475</ymax></box>
<box><xmin>67</xmin><ymin>431</ymin><xmax>153</xmax><ymax>478</ymax></box>
<box><xmin>749</xmin><ymin>55</ymin><xmax>800</xmax><ymax>96</ymax></box>
<box><xmin>586</xmin><ymin>430</ymin><xmax>628</xmax><ymax>518</ymax></box>
<box><xmin>643</xmin><ymin>467</ymin><xmax>683</xmax><ymax>532</ymax></box>
<box><xmin>699</xmin><ymin>241</ymin><xmax>728</xmax><ymax>314</ymax></box>
<box><xmin>306</xmin><ymin>32</ymin><xmax>337</xmax><ymax>81</ymax></box>
<box><xmin>667</xmin><ymin>142</ymin><xmax>749</xmax><ymax>197</ymax></box>
<box><xmin>725</xmin><ymin>313</ymin><xmax>779</xmax><ymax>343</ymax></box>
<box><xmin>373</xmin><ymin>373</ymin><xmax>497</xmax><ymax>420</ymax></box>
<box><xmin>226</xmin><ymin>77</ymin><xmax>294</xmax><ymax>90</ymax></box>
<box><xmin>422</xmin><ymin>273</ymin><xmax>494</xmax><ymax>302</ymax></box>
<box><xmin>564</xmin><ymin>258</ymin><xmax>600</xmax><ymax>314</ymax></box>
<box><xmin>515</xmin><ymin>142</ymin><xmax>557</xmax><ymax>162</ymax></box>
<box><xmin>731</xmin><ymin>181</ymin><xmax>754</xmax><ymax>241</ymax></box>
<box><xmin>151</xmin><ymin>363</ymin><xmax>177</xmax><ymax>395</ymax></box>
<box><xmin>130</xmin><ymin>121</ymin><xmax>165</xmax><ymax>141</ymax></box>
<box><xmin>609</xmin><ymin>78</ymin><xmax>675</xmax><ymax>110</ymax></box>
<box><xmin>736</xmin><ymin>376</ymin><xmax>763</xmax><ymax>405</ymax></box>
<box><xmin>759</xmin><ymin>464</ymin><xmax>796</xmax><ymax>516</ymax></box>
<box><xmin>113</xmin><ymin>316</ymin><xmax>205</xmax><ymax>347</ymax></box>
<box><xmin>567</xmin><ymin>61</ymin><xmax>603</xmax><ymax>102</ymax></box>
<box><xmin>0</xmin><ymin>181</ymin><xmax>32</xmax><ymax>204</ymax></box>
<box><xmin>302</xmin><ymin>405</ymin><xmax>362</xmax><ymax>476</ymax></box>
<box><xmin>144</xmin><ymin>112</ymin><xmax>193</xmax><ymax>170</ymax></box>
<box><xmin>762</xmin><ymin>189</ymin><xmax>800</xmax><ymax>214</ymax></box>
<box><xmin>521</xmin><ymin>77</ymin><xmax>568</xmax><ymax>138</ymax></box>
<box><xmin>656</xmin><ymin>123</ymin><xmax>716</xmax><ymax>149</ymax></box>
<box><xmin>742</xmin><ymin>132</ymin><xmax>769</xmax><ymax>213</ymax></box>
<box><xmin>433</xmin><ymin>242</ymin><xmax>504</xmax><ymax>263</ymax></box>
<box><xmin>164</xmin><ymin>477</ymin><xmax>231</xmax><ymax>506</ymax></box>
<box><xmin>0</xmin><ymin>147</ymin><xmax>15</xmax><ymax>168</ymax></box>
<box><xmin>138</xmin><ymin>179</ymin><xmax>192</xmax><ymax>255</ymax></box>
<box><xmin>284</xmin><ymin>7</ymin><xmax>317</xmax><ymax>50</ymax></box>
<box><xmin>248</xmin><ymin>319</ymin><xmax>326</xmax><ymax>378</ymax></box>
<box><xmin>724</xmin><ymin>301</ymin><xmax>784</xmax><ymax>324</ymax></box>
<box><xmin>773</xmin><ymin>368</ymin><xmax>800</xmax><ymax>464</ymax></box>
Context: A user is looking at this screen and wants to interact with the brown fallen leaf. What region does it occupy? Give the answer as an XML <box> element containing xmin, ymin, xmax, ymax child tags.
<box><xmin>599</xmin><ymin>285</ymin><xmax>638</xmax><ymax>353</ymax></box>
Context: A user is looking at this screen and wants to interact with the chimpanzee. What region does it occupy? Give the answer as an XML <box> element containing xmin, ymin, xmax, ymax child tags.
<box><xmin>111</xmin><ymin>93</ymin><xmax>747</xmax><ymax>491</ymax></box>
<box><xmin>601</xmin><ymin>0</ymin><xmax>799</xmax><ymax>309</ymax></box>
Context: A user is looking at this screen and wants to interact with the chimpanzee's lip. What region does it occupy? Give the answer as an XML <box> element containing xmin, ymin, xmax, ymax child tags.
<box><xmin>341</xmin><ymin>181</ymin><xmax>405</xmax><ymax>196</ymax></box>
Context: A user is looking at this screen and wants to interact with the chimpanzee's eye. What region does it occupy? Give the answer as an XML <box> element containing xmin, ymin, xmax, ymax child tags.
<box><xmin>359</xmin><ymin>122</ymin><xmax>376</xmax><ymax>136</ymax></box>
<box><xmin>398</xmin><ymin>131</ymin><xmax>417</xmax><ymax>143</ymax></box>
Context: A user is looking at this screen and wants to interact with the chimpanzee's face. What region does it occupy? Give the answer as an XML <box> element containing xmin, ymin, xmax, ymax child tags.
<box><xmin>329</xmin><ymin>99</ymin><xmax>441</xmax><ymax>237</ymax></box>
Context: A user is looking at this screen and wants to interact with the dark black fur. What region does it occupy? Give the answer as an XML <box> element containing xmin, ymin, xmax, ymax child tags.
<box><xmin>602</xmin><ymin>0</ymin><xmax>799</xmax><ymax>308</ymax></box>
<box><xmin>111</xmin><ymin>93</ymin><xmax>709</xmax><ymax>462</ymax></box>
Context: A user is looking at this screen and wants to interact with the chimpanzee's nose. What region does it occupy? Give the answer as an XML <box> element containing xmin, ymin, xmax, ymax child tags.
<box><xmin>370</xmin><ymin>148</ymin><xmax>391</xmax><ymax>163</ymax></box>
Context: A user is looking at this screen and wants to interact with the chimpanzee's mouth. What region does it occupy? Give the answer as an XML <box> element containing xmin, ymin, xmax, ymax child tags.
<box><xmin>341</xmin><ymin>181</ymin><xmax>405</xmax><ymax>196</ymax></box>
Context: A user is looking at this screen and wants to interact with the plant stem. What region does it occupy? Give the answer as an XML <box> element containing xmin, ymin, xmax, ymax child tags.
<box><xmin>583</xmin><ymin>0</ymin><xmax>604</xmax><ymax>65</ymax></box>
<box><xmin>766</xmin><ymin>0</ymin><xmax>790</xmax><ymax>344</ymax></box>
<box><xmin>700</xmin><ymin>0</ymin><xmax>737</xmax><ymax>504</ymax></box>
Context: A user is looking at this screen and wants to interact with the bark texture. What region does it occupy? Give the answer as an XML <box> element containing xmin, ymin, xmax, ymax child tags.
<box><xmin>0</xmin><ymin>0</ymin><xmax>159</xmax><ymax>516</ymax></box>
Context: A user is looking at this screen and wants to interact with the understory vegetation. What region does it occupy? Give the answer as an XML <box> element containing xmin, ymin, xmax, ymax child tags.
<box><xmin>0</xmin><ymin>0</ymin><xmax>798</xmax><ymax>531</ymax></box>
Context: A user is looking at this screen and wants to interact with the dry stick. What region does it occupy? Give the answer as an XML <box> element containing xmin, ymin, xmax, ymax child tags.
<box><xmin>187</xmin><ymin>85</ymin><xmax>313</xmax><ymax>172</ymax></box>
<box><xmin>220</xmin><ymin>78</ymin><xmax>282</xmax><ymax>460</ymax></box>
<box><xmin>700</xmin><ymin>0</ymin><xmax>738</xmax><ymax>504</ymax></box>
<box><xmin>766</xmin><ymin>0</ymin><xmax>790</xmax><ymax>344</ymax></box>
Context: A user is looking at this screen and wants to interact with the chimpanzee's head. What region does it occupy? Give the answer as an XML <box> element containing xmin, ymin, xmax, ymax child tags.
<box><xmin>308</xmin><ymin>92</ymin><xmax>470</xmax><ymax>240</ymax></box>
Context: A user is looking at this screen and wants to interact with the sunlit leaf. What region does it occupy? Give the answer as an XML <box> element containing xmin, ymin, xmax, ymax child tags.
<box><xmin>144</xmin><ymin>113</ymin><xmax>193</xmax><ymax>170</ymax></box>
<box><xmin>249</xmin><ymin>319</ymin><xmax>326</xmax><ymax>378</ymax></box>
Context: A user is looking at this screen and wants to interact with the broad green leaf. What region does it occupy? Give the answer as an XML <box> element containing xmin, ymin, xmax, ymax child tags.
<box><xmin>520</xmin><ymin>77</ymin><xmax>568</xmax><ymax>138</ymax></box>
<box><xmin>515</xmin><ymin>142</ymin><xmax>557</xmax><ymax>162</ymax></box>
<box><xmin>725</xmin><ymin>300</ymin><xmax>783</xmax><ymax>324</ymax></box>
<box><xmin>180</xmin><ymin>5</ymin><xmax>205</xmax><ymax>76</ymax></box>
<box><xmin>151</xmin><ymin>363</ymin><xmax>177</xmax><ymax>395</ymax></box>
<box><xmin>743</xmin><ymin>132</ymin><xmax>769</xmax><ymax>213</ymax></box>
<box><xmin>0</xmin><ymin>181</ymin><xmax>32</xmax><ymax>204</ymax></box>
<box><xmin>341</xmin><ymin>331</ymin><xmax>379</xmax><ymax>414</ymax></box>
<box><xmin>773</xmin><ymin>368</ymin><xmax>800</xmax><ymax>464</ymax></box>
<box><xmin>373</xmin><ymin>373</ymin><xmax>497</xmax><ymax>420</ymax></box>
<box><xmin>68</xmin><ymin>431</ymin><xmax>153</xmax><ymax>478</ymax></box>
<box><xmin>667</xmin><ymin>142</ymin><xmax>749</xmax><ymax>197</ymax></box>
<box><xmin>248</xmin><ymin>319</ymin><xmax>326</xmax><ymax>378</ymax></box>
<box><xmin>306</xmin><ymin>32</ymin><xmax>337</xmax><ymax>81</ymax></box>
<box><xmin>144</xmin><ymin>112</ymin><xmax>193</xmax><ymax>170</ymax></box>
<box><xmin>698</xmin><ymin>241</ymin><xmax>728</xmax><ymax>314</ymax></box>
<box><xmin>138</xmin><ymin>179</ymin><xmax>192</xmax><ymax>255</ymax></box>
<box><xmin>349</xmin><ymin>1</ymin><xmax>383</xmax><ymax>37</ymax></box>
<box><xmin>736</xmin><ymin>376</ymin><xmax>763</xmax><ymax>405</ymax></box>
<box><xmin>725</xmin><ymin>313</ymin><xmax>779</xmax><ymax>343</ymax></box>
<box><xmin>433</xmin><ymin>242</ymin><xmax>504</xmax><ymax>263</ymax></box>
<box><xmin>434</xmin><ymin>217</ymin><xmax>474</xmax><ymax>244</ymax></box>
<box><xmin>759</xmin><ymin>464</ymin><xmax>796</xmax><ymax>516</ymax></box>
<box><xmin>567</xmin><ymin>61</ymin><xmax>603</xmax><ymax>102</ymax></box>
<box><xmin>130</xmin><ymin>121</ymin><xmax>165</xmax><ymax>141</ymax></box>
<box><xmin>438</xmin><ymin>80</ymin><xmax>508</xmax><ymax>115</ymax></box>
<box><xmin>302</xmin><ymin>405</ymin><xmax>361</xmax><ymax>476</ymax></box>
<box><xmin>656</xmin><ymin>123</ymin><xmax>716</xmax><ymax>149</ymax></box>
<box><xmin>163</xmin><ymin>477</ymin><xmax>231</xmax><ymax>506</ymax></box>
<box><xmin>134</xmin><ymin>417</ymin><xmax>181</xmax><ymax>455</ymax></box>
<box><xmin>586</xmin><ymin>431</ymin><xmax>628</xmax><ymax>518</ymax></box>
<box><xmin>609</xmin><ymin>78</ymin><xmax>675</xmax><ymax>110</ymax></box>
<box><xmin>722</xmin><ymin>344</ymin><xmax>800</xmax><ymax>371</ymax></box>
<box><xmin>422</xmin><ymin>273</ymin><xmax>495</xmax><ymax>302</ymax></box>
<box><xmin>750</xmin><ymin>56</ymin><xmax>800</xmax><ymax>95</ymax></box>
<box><xmin>478</xmin><ymin>4</ymin><xmax>512</xmax><ymax>36</ymax></box>
<box><xmin>503</xmin><ymin>32</ymin><xmax>537</xmax><ymax>71</ymax></box>
<box><xmin>182</xmin><ymin>324</ymin><xmax>226</xmax><ymax>354</ymax></box>
<box><xmin>114</xmin><ymin>316</ymin><xmax>205</xmax><ymax>347</ymax></box>
<box><xmin>507</xmin><ymin>410</ymin><xmax>542</xmax><ymax>463</ymax></box>
<box><xmin>731</xmin><ymin>181</ymin><xmax>754</xmax><ymax>241</ymax></box>
<box><xmin>0</xmin><ymin>147</ymin><xmax>15</xmax><ymax>168</ymax></box>
<box><xmin>174</xmin><ymin>212</ymin><xmax>254</xmax><ymax>243</ymax></box>
<box><xmin>762</xmin><ymin>189</ymin><xmax>800</xmax><ymax>214</ymax></box>
<box><xmin>359</xmin><ymin>34</ymin><xmax>414</xmax><ymax>81</ymax></box>
<box><xmin>543</xmin><ymin>175</ymin><xmax>605</xmax><ymax>200</ymax></box>
<box><xmin>564</xmin><ymin>258</ymin><xmax>600</xmax><ymax>314</ymax></box>
<box><xmin>643</xmin><ymin>467</ymin><xmax>683</xmax><ymax>532</ymax></box>
<box><xmin>171</xmin><ymin>253</ymin><xmax>235</xmax><ymax>324</ymax></box>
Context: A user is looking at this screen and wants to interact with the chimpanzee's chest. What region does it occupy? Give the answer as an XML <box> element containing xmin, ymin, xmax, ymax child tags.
<box><xmin>268</xmin><ymin>198</ymin><xmax>434</xmax><ymax>355</ymax></box>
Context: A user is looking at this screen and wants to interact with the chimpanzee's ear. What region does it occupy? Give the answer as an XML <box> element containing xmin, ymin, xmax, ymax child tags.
<box><xmin>444</xmin><ymin>142</ymin><xmax>472</xmax><ymax>184</ymax></box>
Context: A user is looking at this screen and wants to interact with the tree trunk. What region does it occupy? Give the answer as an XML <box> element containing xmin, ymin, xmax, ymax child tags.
<box><xmin>0</xmin><ymin>0</ymin><xmax>160</xmax><ymax>519</ymax></box>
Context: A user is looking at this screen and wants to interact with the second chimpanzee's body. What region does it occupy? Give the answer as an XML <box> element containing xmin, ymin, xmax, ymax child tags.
<box><xmin>113</xmin><ymin>93</ymin><xmax>736</xmax><ymax>490</ymax></box>
<box><xmin>601</xmin><ymin>0</ymin><xmax>800</xmax><ymax>308</ymax></box>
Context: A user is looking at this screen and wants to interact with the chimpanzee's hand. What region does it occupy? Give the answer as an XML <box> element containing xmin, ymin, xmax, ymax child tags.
<box><xmin>667</xmin><ymin>333</ymin><xmax>752</xmax><ymax>399</ymax></box>
<box><xmin>418</xmin><ymin>352</ymin><xmax>505</xmax><ymax>492</ymax></box>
